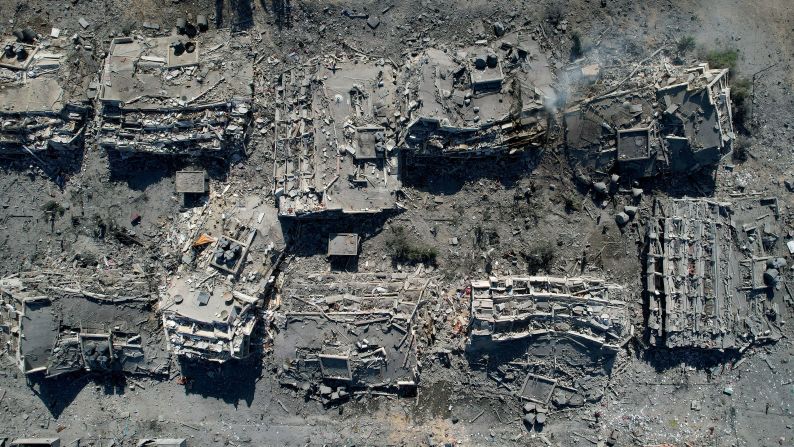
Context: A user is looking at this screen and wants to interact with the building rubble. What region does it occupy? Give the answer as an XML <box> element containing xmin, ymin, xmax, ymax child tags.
<box><xmin>565</xmin><ymin>60</ymin><xmax>735</xmax><ymax>178</ymax></box>
<box><xmin>272</xmin><ymin>271</ymin><xmax>428</xmax><ymax>403</ymax></box>
<box><xmin>0</xmin><ymin>33</ymin><xmax>89</xmax><ymax>153</ymax></box>
<box><xmin>97</xmin><ymin>32</ymin><xmax>252</xmax><ymax>155</ymax></box>
<box><xmin>273</xmin><ymin>56</ymin><xmax>402</xmax><ymax>217</ymax></box>
<box><xmin>0</xmin><ymin>2</ymin><xmax>790</xmax><ymax>444</ymax></box>
<box><xmin>469</xmin><ymin>276</ymin><xmax>632</xmax><ymax>351</ymax></box>
<box><xmin>400</xmin><ymin>34</ymin><xmax>553</xmax><ymax>159</ymax></box>
<box><xmin>645</xmin><ymin>197</ymin><xmax>786</xmax><ymax>349</ymax></box>
<box><xmin>0</xmin><ymin>270</ymin><xmax>166</xmax><ymax>378</ymax></box>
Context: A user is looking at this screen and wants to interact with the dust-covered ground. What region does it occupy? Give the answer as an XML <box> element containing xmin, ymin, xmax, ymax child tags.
<box><xmin>1</xmin><ymin>0</ymin><xmax>794</xmax><ymax>445</ymax></box>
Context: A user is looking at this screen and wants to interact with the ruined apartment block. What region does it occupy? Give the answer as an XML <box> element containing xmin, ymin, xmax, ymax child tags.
<box><xmin>162</xmin><ymin>227</ymin><xmax>263</xmax><ymax>362</ymax></box>
<box><xmin>565</xmin><ymin>61</ymin><xmax>735</xmax><ymax>178</ymax></box>
<box><xmin>400</xmin><ymin>35</ymin><xmax>552</xmax><ymax>159</ymax></box>
<box><xmin>274</xmin><ymin>272</ymin><xmax>424</xmax><ymax>403</ymax></box>
<box><xmin>273</xmin><ymin>57</ymin><xmax>402</xmax><ymax>217</ymax></box>
<box><xmin>0</xmin><ymin>271</ymin><xmax>164</xmax><ymax>378</ymax></box>
<box><xmin>97</xmin><ymin>33</ymin><xmax>252</xmax><ymax>155</ymax></box>
<box><xmin>645</xmin><ymin>197</ymin><xmax>785</xmax><ymax>349</ymax></box>
<box><xmin>469</xmin><ymin>276</ymin><xmax>632</xmax><ymax>352</ymax></box>
<box><xmin>0</xmin><ymin>35</ymin><xmax>89</xmax><ymax>153</ymax></box>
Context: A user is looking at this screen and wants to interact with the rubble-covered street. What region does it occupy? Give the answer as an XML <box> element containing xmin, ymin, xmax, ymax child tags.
<box><xmin>1</xmin><ymin>0</ymin><xmax>794</xmax><ymax>445</ymax></box>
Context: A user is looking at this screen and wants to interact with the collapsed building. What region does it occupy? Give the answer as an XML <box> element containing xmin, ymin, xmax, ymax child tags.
<box><xmin>469</xmin><ymin>276</ymin><xmax>632</xmax><ymax>351</ymax></box>
<box><xmin>97</xmin><ymin>33</ymin><xmax>253</xmax><ymax>154</ymax></box>
<box><xmin>273</xmin><ymin>57</ymin><xmax>402</xmax><ymax>217</ymax></box>
<box><xmin>0</xmin><ymin>34</ymin><xmax>89</xmax><ymax>153</ymax></box>
<box><xmin>272</xmin><ymin>35</ymin><xmax>555</xmax><ymax>217</ymax></box>
<box><xmin>162</xmin><ymin>226</ymin><xmax>266</xmax><ymax>362</ymax></box>
<box><xmin>273</xmin><ymin>272</ymin><xmax>425</xmax><ymax>404</ymax></box>
<box><xmin>565</xmin><ymin>61</ymin><xmax>735</xmax><ymax>178</ymax></box>
<box><xmin>645</xmin><ymin>197</ymin><xmax>786</xmax><ymax>349</ymax></box>
<box><xmin>467</xmin><ymin>276</ymin><xmax>632</xmax><ymax>409</ymax></box>
<box><xmin>400</xmin><ymin>34</ymin><xmax>552</xmax><ymax>159</ymax></box>
<box><xmin>0</xmin><ymin>270</ymin><xmax>165</xmax><ymax>378</ymax></box>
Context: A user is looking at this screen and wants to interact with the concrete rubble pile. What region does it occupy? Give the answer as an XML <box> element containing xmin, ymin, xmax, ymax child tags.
<box><xmin>0</xmin><ymin>32</ymin><xmax>89</xmax><ymax>153</ymax></box>
<box><xmin>273</xmin><ymin>272</ymin><xmax>427</xmax><ymax>403</ymax></box>
<box><xmin>273</xmin><ymin>56</ymin><xmax>402</xmax><ymax>217</ymax></box>
<box><xmin>161</xmin><ymin>222</ymin><xmax>281</xmax><ymax>363</ymax></box>
<box><xmin>469</xmin><ymin>275</ymin><xmax>632</xmax><ymax>351</ymax></box>
<box><xmin>0</xmin><ymin>270</ymin><xmax>165</xmax><ymax>378</ymax></box>
<box><xmin>97</xmin><ymin>33</ymin><xmax>253</xmax><ymax>155</ymax></box>
<box><xmin>401</xmin><ymin>33</ymin><xmax>553</xmax><ymax>158</ymax></box>
<box><xmin>565</xmin><ymin>60</ymin><xmax>735</xmax><ymax>178</ymax></box>
<box><xmin>645</xmin><ymin>197</ymin><xmax>786</xmax><ymax>349</ymax></box>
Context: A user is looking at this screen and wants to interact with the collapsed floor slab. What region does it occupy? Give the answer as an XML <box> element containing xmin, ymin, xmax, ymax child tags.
<box><xmin>272</xmin><ymin>272</ymin><xmax>427</xmax><ymax>402</ymax></box>
<box><xmin>0</xmin><ymin>36</ymin><xmax>89</xmax><ymax>153</ymax></box>
<box><xmin>400</xmin><ymin>35</ymin><xmax>552</xmax><ymax>159</ymax></box>
<box><xmin>645</xmin><ymin>197</ymin><xmax>786</xmax><ymax>349</ymax></box>
<box><xmin>97</xmin><ymin>33</ymin><xmax>252</xmax><ymax>155</ymax></box>
<box><xmin>0</xmin><ymin>270</ymin><xmax>164</xmax><ymax>378</ymax></box>
<box><xmin>469</xmin><ymin>276</ymin><xmax>631</xmax><ymax>352</ymax></box>
<box><xmin>273</xmin><ymin>57</ymin><xmax>402</xmax><ymax>217</ymax></box>
<box><xmin>565</xmin><ymin>60</ymin><xmax>735</xmax><ymax>178</ymax></box>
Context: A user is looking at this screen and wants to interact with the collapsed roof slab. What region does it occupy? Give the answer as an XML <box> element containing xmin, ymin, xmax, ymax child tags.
<box><xmin>274</xmin><ymin>58</ymin><xmax>402</xmax><ymax>218</ymax></box>
<box><xmin>468</xmin><ymin>276</ymin><xmax>632</xmax><ymax>353</ymax></box>
<box><xmin>565</xmin><ymin>60</ymin><xmax>736</xmax><ymax>179</ymax></box>
<box><xmin>401</xmin><ymin>37</ymin><xmax>551</xmax><ymax>158</ymax></box>
<box><xmin>274</xmin><ymin>272</ymin><xmax>425</xmax><ymax>395</ymax></box>
<box><xmin>645</xmin><ymin>197</ymin><xmax>786</xmax><ymax>350</ymax></box>
<box><xmin>0</xmin><ymin>270</ymin><xmax>162</xmax><ymax>378</ymax></box>
<box><xmin>657</xmin><ymin>64</ymin><xmax>735</xmax><ymax>173</ymax></box>
<box><xmin>0</xmin><ymin>39</ymin><xmax>89</xmax><ymax>153</ymax></box>
<box><xmin>98</xmin><ymin>34</ymin><xmax>253</xmax><ymax>155</ymax></box>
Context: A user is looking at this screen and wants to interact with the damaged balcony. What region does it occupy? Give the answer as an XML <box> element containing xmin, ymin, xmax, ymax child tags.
<box><xmin>97</xmin><ymin>33</ymin><xmax>253</xmax><ymax>155</ymax></box>
<box><xmin>273</xmin><ymin>57</ymin><xmax>402</xmax><ymax>217</ymax></box>
<box><xmin>0</xmin><ymin>35</ymin><xmax>89</xmax><ymax>154</ymax></box>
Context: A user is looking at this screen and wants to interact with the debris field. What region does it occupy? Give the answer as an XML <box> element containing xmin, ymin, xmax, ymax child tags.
<box><xmin>0</xmin><ymin>0</ymin><xmax>794</xmax><ymax>446</ymax></box>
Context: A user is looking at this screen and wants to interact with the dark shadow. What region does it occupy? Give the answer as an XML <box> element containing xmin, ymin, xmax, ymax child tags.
<box><xmin>183</xmin><ymin>192</ymin><xmax>210</xmax><ymax>209</ymax></box>
<box><xmin>640</xmin><ymin>345</ymin><xmax>742</xmax><ymax>374</ymax></box>
<box><xmin>329</xmin><ymin>255</ymin><xmax>359</xmax><ymax>272</ymax></box>
<box><xmin>279</xmin><ymin>210</ymin><xmax>398</xmax><ymax>258</ymax></box>
<box><xmin>271</xmin><ymin>0</ymin><xmax>292</xmax><ymax>30</ymax></box>
<box><xmin>177</xmin><ymin>344</ymin><xmax>263</xmax><ymax>408</ymax></box>
<box><xmin>401</xmin><ymin>152</ymin><xmax>540</xmax><ymax>196</ymax></box>
<box><xmin>231</xmin><ymin>0</ymin><xmax>254</xmax><ymax>30</ymax></box>
<box><xmin>0</xmin><ymin>146</ymin><xmax>85</xmax><ymax>189</ymax></box>
<box><xmin>649</xmin><ymin>168</ymin><xmax>717</xmax><ymax>198</ymax></box>
<box><xmin>106</xmin><ymin>151</ymin><xmax>232</xmax><ymax>192</ymax></box>
<box><xmin>215</xmin><ymin>0</ymin><xmax>225</xmax><ymax>27</ymax></box>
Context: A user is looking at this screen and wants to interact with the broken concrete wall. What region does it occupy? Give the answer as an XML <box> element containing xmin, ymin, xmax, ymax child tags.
<box><xmin>97</xmin><ymin>34</ymin><xmax>252</xmax><ymax>155</ymax></box>
<box><xmin>645</xmin><ymin>197</ymin><xmax>785</xmax><ymax>349</ymax></box>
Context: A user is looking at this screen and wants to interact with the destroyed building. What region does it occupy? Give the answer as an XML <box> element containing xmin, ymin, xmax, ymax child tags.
<box><xmin>400</xmin><ymin>35</ymin><xmax>552</xmax><ymax>159</ymax></box>
<box><xmin>565</xmin><ymin>61</ymin><xmax>735</xmax><ymax>178</ymax></box>
<box><xmin>162</xmin><ymin>226</ymin><xmax>265</xmax><ymax>362</ymax></box>
<box><xmin>97</xmin><ymin>33</ymin><xmax>253</xmax><ymax>154</ymax></box>
<box><xmin>273</xmin><ymin>272</ymin><xmax>426</xmax><ymax>403</ymax></box>
<box><xmin>0</xmin><ymin>270</ymin><xmax>165</xmax><ymax>378</ymax></box>
<box><xmin>469</xmin><ymin>276</ymin><xmax>631</xmax><ymax>352</ymax></box>
<box><xmin>0</xmin><ymin>33</ymin><xmax>89</xmax><ymax>153</ymax></box>
<box><xmin>273</xmin><ymin>57</ymin><xmax>402</xmax><ymax>217</ymax></box>
<box><xmin>645</xmin><ymin>197</ymin><xmax>786</xmax><ymax>349</ymax></box>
